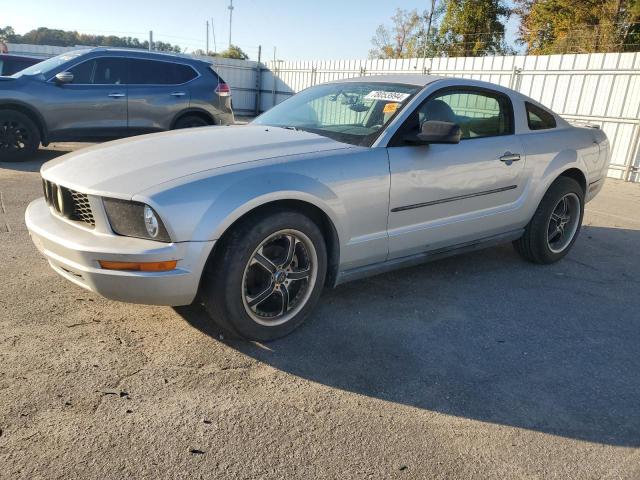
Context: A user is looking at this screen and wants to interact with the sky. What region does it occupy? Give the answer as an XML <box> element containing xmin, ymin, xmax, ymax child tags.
<box><xmin>3</xmin><ymin>0</ymin><xmax>521</xmax><ymax>60</ymax></box>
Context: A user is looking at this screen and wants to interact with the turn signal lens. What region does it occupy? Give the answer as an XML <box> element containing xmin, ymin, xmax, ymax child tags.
<box><xmin>99</xmin><ymin>260</ymin><xmax>177</xmax><ymax>272</ymax></box>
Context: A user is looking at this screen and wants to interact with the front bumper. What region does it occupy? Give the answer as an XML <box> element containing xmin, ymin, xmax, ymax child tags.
<box><xmin>25</xmin><ymin>197</ymin><xmax>215</xmax><ymax>306</ymax></box>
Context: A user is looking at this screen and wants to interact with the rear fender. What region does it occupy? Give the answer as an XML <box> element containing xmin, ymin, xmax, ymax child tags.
<box><xmin>524</xmin><ymin>149</ymin><xmax>587</xmax><ymax>220</ymax></box>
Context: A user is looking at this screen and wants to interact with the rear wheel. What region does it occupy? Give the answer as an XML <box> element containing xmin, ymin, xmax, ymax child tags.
<box><xmin>0</xmin><ymin>110</ymin><xmax>40</xmax><ymax>162</ymax></box>
<box><xmin>173</xmin><ymin>115</ymin><xmax>210</xmax><ymax>129</ymax></box>
<box><xmin>201</xmin><ymin>210</ymin><xmax>327</xmax><ymax>341</ymax></box>
<box><xmin>514</xmin><ymin>176</ymin><xmax>584</xmax><ymax>264</ymax></box>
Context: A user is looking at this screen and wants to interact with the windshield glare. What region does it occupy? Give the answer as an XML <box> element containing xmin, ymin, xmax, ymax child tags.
<box><xmin>253</xmin><ymin>82</ymin><xmax>420</xmax><ymax>146</ymax></box>
<box><xmin>11</xmin><ymin>50</ymin><xmax>88</xmax><ymax>78</ymax></box>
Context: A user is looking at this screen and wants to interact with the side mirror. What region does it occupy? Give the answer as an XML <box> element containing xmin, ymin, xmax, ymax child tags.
<box><xmin>404</xmin><ymin>120</ymin><xmax>462</xmax><ymax>145</ymax></box>
<box><xmin>54</xmin><ymin>71</ymin><xmax>74</xmax><ymax>84</ymax></box>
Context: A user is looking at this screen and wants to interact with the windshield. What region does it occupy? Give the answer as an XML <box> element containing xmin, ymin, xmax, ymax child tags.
<box><xmin>253</xmin><ymin>82</ymin><xmax>420</xmax><ymax>146</ymax></box>
<box><xmin>11</xmin><ymin>50</ymin><xmax>88</xmax><ymax>78</ymax></box>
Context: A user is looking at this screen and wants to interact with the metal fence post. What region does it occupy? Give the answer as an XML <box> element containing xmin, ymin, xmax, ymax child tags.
<box><xmin>272</xmin><ymin>64</ymin><xmax>278</xmax><ymax>107</ymax></box>
<box><xmin>624</xmin><ymin>121</ymin><xmax>640</xmax><ymax>182</ymax></box>
<box><xmin>311</xmin><ymin>66</ymin><xmax>317</xmax><ymax>86</ymax></box>
<box><xmin>509</xmin><ymin>65</ymin><xmax>522</xmax><ymax>90</ymax></box>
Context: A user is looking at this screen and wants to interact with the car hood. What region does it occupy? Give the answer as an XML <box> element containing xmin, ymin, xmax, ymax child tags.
<box><xmin>41</xmin><ymin>125</ymin><xmax>352</xmax><ymax>197</ymax></box>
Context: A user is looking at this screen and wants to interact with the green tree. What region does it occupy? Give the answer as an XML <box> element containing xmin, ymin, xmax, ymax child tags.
<box><xmin>4</xmin><ymin>26</ymin><xmax>181</xmax><ymax>53</ymax></box>
<box><xmin>370</xmin><ymin>8</ymin><xmax>428</xmax><ymax>59</ymax></box>
<box><xmin>0</xmin><ymin>26</ymin><xmax>17</xmax><ymax>42</ymax></box>
<box><xmin>516</xmin><ymin>0</ymin><xmax>640</xmax><ymax>54</ymax></box>
<box><xmin>219</xmin><ymin>44</ymin><xmax>249</xmax><ymax>60</ymax></box>
<box><xmin>438</xmin><ymin>0</ymin><xmax>512</xmax><ymax>56</ymax></box>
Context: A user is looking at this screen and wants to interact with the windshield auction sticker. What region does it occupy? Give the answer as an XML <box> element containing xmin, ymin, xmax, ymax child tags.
<box><xmin>383</xmin><ymin>102</ymin><xmax>401</xmax><ymax>114</ymax></box>
<box><xmin>365</xmin><ymin>91</ymin><xmax>411</xmax><ymax>102</ymax></box>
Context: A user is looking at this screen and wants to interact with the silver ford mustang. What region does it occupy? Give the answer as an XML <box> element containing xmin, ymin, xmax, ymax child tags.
<box><xmin>25</xmin><ymin>75</ymin><xmax>610</xmax><ymax>340</ymax></box>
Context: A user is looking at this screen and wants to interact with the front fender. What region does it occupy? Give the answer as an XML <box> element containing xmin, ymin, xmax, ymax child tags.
<box><xmin>193</xmin><ymin>171</ymin><xmax>346</xmax><ymax>243</ymax></box>
<box><xmin>137</xmin><ymin>168</ymin><xmax>346</xmax><ymax>245</ymax></box>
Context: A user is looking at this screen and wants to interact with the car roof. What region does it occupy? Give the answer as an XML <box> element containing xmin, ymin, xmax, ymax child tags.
<box><xmin>84</xmin><ymin>47</ymin><xmax>207</xmax><ymax>65</ymax></box>
<box><xmin>332</xmin><ymin>74</ymin><xmax>447</xmax><ymax>87</ymax></box>
<box><xmin>0</xmin><ymin>53</ymin><xmax>42</xmax><ymax>61</ymax></box>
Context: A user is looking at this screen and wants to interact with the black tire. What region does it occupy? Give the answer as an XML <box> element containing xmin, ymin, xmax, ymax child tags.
<box><xmin>514</xmin><ymin>176</ymin><xmax>584</xmax><ymax>264</ymax></box>
<box><xmin>0</xmin><ymin>110</ymin><xmax>40</xmax><ymax>162</ymax></box>
<box><xmin>173</xmin><ymin>115</ymin><xmax>210</xmax><ymax>129</ymax></box>
<box><xmin>201</xmin><ymin>209</ymin><xmax>328</xmax><ymax>341</ymax></box>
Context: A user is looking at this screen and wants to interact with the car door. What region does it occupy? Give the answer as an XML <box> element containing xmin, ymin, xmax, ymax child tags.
<box><xmin>126</xmin><ymin>58</ymin><xmax>194</xmax><ymax>133</ymax></box>
<box><xmin>43</xmin><ymin>56</ymin><xmax>128</xmax><ymax>140</ymax></box>
<box><xmin>386</xmin><ymin>87</ymin><xmax>526</xmax><ymax>259</ymax></box>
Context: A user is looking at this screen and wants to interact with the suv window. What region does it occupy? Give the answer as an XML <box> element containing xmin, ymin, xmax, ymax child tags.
<box><xmin>416</xmin><ymin>88</ymin><xmax>513</xmax><ymax>139</ymax></box>
<box><xmin>526</xmin><ymin>102</ymin><xmax>556</xmax><ymax>130</ymax></box>
<box><xmin>1</xmin><ymin>59</ymin><xmax>34</xmax><ymax>75</ymax></box>
<box><xmin>128</xmin><ymin>59</ymin><xmax>197</xmax><ymax>85</ymax></box>
<box><xmin>68</xmin><ymin>57</ymin><xmax>127</xmax><ymax>85</ymax></box>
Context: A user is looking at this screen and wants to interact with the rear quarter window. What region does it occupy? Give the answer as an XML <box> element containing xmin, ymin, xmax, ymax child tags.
<box><xmin>1</xmin><ymin>59</ymin><xmax>35</xmax><ymax>76</ymax></box>
<box><xmin>129</xmin><ymin>59</ymin><xmax>198</xmax><ymax>85</ymax></box>
<box><xmin>526</xmin><ymin>102</ymin><xmax>557</xmax><ymax>130</ymax></box>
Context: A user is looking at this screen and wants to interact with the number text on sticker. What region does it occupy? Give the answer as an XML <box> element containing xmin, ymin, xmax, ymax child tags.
<box><xmin>364</xmin><ymin>91</ymin><xmax>411</xmax><ymax>102</ymax></box>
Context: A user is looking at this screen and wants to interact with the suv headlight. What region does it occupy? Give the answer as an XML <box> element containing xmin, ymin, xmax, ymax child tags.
<box><xmin>103</xmin><ymin>198</ymin><xmax>171</xmax><ymax>242</ymax></box>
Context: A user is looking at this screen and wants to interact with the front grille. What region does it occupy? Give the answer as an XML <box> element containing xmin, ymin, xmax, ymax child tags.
<box><xmin>68</xmin><ymin>190</ymin><xmax>95</xmax><ymax>226</ymax></box>
<box><xmin>42</xmin><ymin>179</ymin><xmax>95</xmax><ymax>228</ymax></box>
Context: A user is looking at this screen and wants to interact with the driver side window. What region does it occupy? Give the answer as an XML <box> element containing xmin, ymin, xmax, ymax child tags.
<box><xmin>68</xmin><ymin>58</ymin><xmax>127</xmax><ymax>85</ymax></box>
<box><xmin>415</xmin><ymin>88</ymin><xmax>513</xmax><ymax>140</ymax></box>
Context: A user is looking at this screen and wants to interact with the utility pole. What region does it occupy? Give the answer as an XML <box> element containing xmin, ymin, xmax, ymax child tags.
<box><xmin>149</xmin><ymin>30</ymin><xmax>153</xmax><ymax>51</ymax></box>
<box><xmin>206</xmin><ymin>20</ymin><xmax>209</xmax><ymax>54</ymax></box>
<box><xmin>255</xmin><ymin>45</ymin><xmax>262</xmax><ymax>116</ymax></box>
<box><xmin>422</xmin><ymin>0</ymin><xmax>436</xmax><ymax>59</ymax></box>
<box><xmin>211</xmin><ymin>17</ymin><xmax>217</xmax><ymax>53</ymax></box>
<box><xmin>228</xmin><ymin>0</ymin><xmax>234</xmax><ymax>47</ymax></box>
<box><xmin>272</xmin><ymin>46</ymin><xmax>277</xmax><ymax>107</ymax></box>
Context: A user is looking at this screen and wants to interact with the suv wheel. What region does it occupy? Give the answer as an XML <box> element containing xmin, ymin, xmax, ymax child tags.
<box><xmin>173</xmin><ymin>115</ymin><xmax>210</xmax><ymax>129</ymax></box>
<box><xmin>0</xmin><ymin>110</ymin><xmax>40</xmax><ymax>162</ymax></box>
<box><xmin>514</xmin><ymin>176</ymin><xmax>584</xmax><ymax>264</ymax></box>
<box><xmin>201</xmin><ymin>210</ymin><xmax>327</xmax><ymax>341</ymax></box>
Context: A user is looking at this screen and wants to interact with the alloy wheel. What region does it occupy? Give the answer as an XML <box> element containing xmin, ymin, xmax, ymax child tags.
<box><xmin>0</xmin><ymin>119</ymin><xmax>29</xmax><ymax>151</ymax></box>
<box><xmin>546</xmin><ymin>193</ymin><xmax>581</xmax><ymax>253</ymax></box>
<box><xmin>241</xmin><ymin>229</ymin><xmax>318</xmax><ymax>327</ymax></box>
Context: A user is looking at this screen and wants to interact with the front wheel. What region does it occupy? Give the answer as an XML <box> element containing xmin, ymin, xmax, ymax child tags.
<box><xmin>514</xmin><ymin>176</ymin><xmax>584</xmax><ymax>264</ymax></box>
<box><xmin>0</xmin><ymin>110</ymin><xmax>40</xmax><ymax>162</ymax></box>
<box><xmin>201</xmin><ymin>210</ymin><xmax>327</xmax><ymax>341</ymax></box>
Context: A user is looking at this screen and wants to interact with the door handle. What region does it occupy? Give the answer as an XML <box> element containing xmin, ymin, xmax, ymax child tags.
<box><xmin>108</xmin><ymin>93</ymin><xmax>126</xmax><ymax>98</ymax></box>
<box><xmin>499</xmin><ymin>152</ymin><xmax>521</xmax><ymax>164</ymax></box>
<box><xmin>170</xmin><ymin>92</ymin><xmax>186</xmax><ymax>97</ymax></box>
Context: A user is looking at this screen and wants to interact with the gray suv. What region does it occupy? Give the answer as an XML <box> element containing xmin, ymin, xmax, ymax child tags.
<box><xmin>0</xmin><ymin>48</ymin><xmax>234</xmax><ymax>161</ymax></box>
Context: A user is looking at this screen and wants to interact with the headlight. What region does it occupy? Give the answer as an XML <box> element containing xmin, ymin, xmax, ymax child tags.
<box><xmin>103</xmin><ymin>198</ymin><xmax>171</xmax><ymax>242</ymax></box>
<box><xmin>143</xmin><ymin>205</ymin><xmax>159</xmax><ymax>238</ymax></box>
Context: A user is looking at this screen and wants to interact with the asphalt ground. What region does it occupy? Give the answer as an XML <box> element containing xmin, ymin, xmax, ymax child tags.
<box><xmin>1</xmin><ymin>142</ymin><xmax>639</xmax><ymax>479</ymax></box>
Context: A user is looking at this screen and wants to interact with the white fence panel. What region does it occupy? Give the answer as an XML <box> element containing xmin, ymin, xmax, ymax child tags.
<box><xmin>6</xmin><ymin>43</ymin><xmax>90</xmax><ymax>58</ymax></box>
<box><xmin>260</xmin><ymin>52</ymin><xmax>640</xmax><ymax>182</ymax></box>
